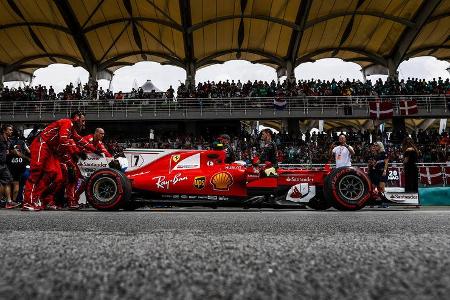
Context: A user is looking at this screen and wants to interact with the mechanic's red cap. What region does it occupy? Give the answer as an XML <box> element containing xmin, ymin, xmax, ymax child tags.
<box><xmin>264</xmin><ymin>161</ymin><xmax>273</xmax><ymax>168</ymax></box>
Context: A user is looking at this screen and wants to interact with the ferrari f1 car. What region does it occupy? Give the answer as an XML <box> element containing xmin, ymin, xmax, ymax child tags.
<box><xmin>78</xmin><ymin>148</ymin><xmax>419</xmax><ymax>211</ymax></box>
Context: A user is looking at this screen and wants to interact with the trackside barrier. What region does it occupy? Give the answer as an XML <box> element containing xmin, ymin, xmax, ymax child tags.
<box><xmin>278</xmin><ymin>163</ymin><xmax>450</xmax><ymax>187</ymax></box>
<box><xmin>419</xmin><ymin>188</ymin><xmax>450</xmax><ymax>206</ymax></box>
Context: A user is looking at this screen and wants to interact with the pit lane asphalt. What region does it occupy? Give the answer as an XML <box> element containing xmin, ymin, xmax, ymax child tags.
<box><xmin>1</xmin><ymin>208</ymin><xmax>450</xmax><ymax>300</ymax></box>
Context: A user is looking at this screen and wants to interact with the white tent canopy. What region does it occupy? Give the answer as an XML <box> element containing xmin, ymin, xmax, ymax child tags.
<box><xmin>140</xmin><ymin>80</ymin><xmax>162</xmax><ymax>93</ymax></box>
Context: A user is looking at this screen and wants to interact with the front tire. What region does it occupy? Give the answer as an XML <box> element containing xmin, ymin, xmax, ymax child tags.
<box><xmin>324</xmin><ymin>167</ymin><xmax>371</xmax><ymax>211</ymax></box>
<box><xmin>86</xmin><ymin>168</ymin><xmax>132</xmax><ymax>210</ymax></box>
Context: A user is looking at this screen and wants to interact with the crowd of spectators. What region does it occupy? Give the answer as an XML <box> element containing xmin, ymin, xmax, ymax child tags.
<box><xmin>177</xmin><ymin>77</ymin><xmax>450</xmax><ymax>98</ymax></box>
<box><xmin>105</xmin><ymin>128</ymin><xmax>450</xmax><ymax>165</ymax></box>
<box><xmin>0</xmin><ymin>82</ymin><xmax>100</xmax><ymax>102</ymax></box>
<box><xmin>2</xmin><ymin>77</ymin><xmax>450</xmax><ymax>103</ymax></box>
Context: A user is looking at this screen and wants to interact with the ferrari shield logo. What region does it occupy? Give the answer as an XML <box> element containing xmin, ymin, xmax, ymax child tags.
<box><xmin>172</xmin><ymin>154</ymin><xmax>181</xmax><ymax>163</ymax></box>
<box><xmin>193</xmin><ymin>176</ymin><xmax>206</xmax><ymax>190</ymax></box>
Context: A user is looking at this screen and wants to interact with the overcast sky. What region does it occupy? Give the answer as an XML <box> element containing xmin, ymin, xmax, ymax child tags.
<box><xmin>5</xmin><ymin>56</ymin><xmax>450</xmax><ymax>93</ymax></box>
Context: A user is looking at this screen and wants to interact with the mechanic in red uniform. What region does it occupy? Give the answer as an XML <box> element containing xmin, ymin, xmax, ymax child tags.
<box><xmin>84</xmin><ymin>128</ymin><xmax>112</xmax><ymax>157</ymax></box>
<box><xmin>22</xmin><ymin>111</ymin><xmax>87</xmax><ymax>211</ymax></box>
<box><xmin>57</xmin><ymin>134</ymin><xmax>97</xmax><ymax>210</ymax></box>
<box><xmin>66</xmin><ymin>128</ymin><xmax>113</xmax><ymax>208</ymax></box>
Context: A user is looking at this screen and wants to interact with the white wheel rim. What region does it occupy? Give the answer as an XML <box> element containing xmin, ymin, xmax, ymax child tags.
<box><xmin>338</xmin><ymin>174</ymin><xmax>364</xmax><ymax>203</ymax></box>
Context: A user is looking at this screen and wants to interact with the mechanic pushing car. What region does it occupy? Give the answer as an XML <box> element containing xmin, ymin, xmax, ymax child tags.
<box><xmin>57</xmin><ymin>136</ymin><xmax>98</xmax><ymax>210</ymax></box>
<box><xmin>84</xmin><ymin>128</ymin><xmax>112</xmax><ymax>158</ymax></box>
<box><xmin>22</xmin><ymin>111</ymin><xmax>91</xmax><ymax>211</ymax></box>
<box><xmin>65</xmin><ymin>128</ymin><xmax>113</xmax><ymax>209</ymax></box>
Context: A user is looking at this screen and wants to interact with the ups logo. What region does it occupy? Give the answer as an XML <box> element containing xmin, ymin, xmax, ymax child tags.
<box><xmin>193</xmin><ymin>176</ymin><xmax>206</xmax><ymax>190</ymax></box>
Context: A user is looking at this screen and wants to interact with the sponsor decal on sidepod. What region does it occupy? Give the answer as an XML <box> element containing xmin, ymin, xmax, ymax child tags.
<box><xmin>193</xmin><ymin>176</ymin><xmax>206</xmax><ymax>190</ymax></box>
<box><xmin>153</xmin><ymin>173</ymin><xmax>188</xmax><ymax>190</ymax></box>
<box><xmin>285</xmin><ymin>176</ymin><xmax>314</xmax><ymax>183</ymax></box>
<box><xmin>286</xmin><ymin>183</ymin><xmax>317</xmax><ymax>203</ymax></box>
<box><xmin>210</xmin><ymin>172</ymin><xmax>233</xmax><ymax>191</ymax></box>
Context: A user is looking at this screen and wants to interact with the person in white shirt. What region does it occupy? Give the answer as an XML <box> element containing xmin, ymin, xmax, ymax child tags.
<box><xmin>330</xmin><ymin>134</ymin><xmax>355</xmax><ymax>168</ymax></box>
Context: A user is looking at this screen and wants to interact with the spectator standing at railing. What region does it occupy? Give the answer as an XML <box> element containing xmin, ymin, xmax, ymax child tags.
<box><xmin>115</xmin><ymin>91</ymin><xmax>124</xmax><ymax>100</ymax></box>
<box><xmin>166</xmin><ymin>86</ymin><xmax>175</xmax><ymax>100</ymax></box>
<box><xmin>330</xmin><ymin>134</ymin><xmax>355</xmax><ymax>168</ymax></box>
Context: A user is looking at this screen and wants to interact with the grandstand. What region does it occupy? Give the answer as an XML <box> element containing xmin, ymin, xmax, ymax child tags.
<box><xmin>0</xmin><ymin>0</ymin><xmax>449</xmax><ymax>157</ymax></box>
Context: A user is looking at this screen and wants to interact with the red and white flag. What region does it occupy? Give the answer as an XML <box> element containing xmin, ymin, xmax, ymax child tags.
<box><xmin>419</xmin><ymin>166</ymin><xmax>444</xmax><ymax>186</ymax></box>
<box><xmin>369</xmin><ymin>101</ymin><xmax>393</xmax><ymax>120</ymax></box>
<box><xmin>399</xmin><ymin>100</ymin><xmax>418</xmax><ymax>116</ymax></box>
<box><xmin>273</xmin><ymin>97</ymin><xmax>287</xmax><ymax>110</ymax></box>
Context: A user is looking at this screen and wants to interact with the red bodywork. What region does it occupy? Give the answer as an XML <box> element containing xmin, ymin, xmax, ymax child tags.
<box><xmin>124</xmin><ymin>149</ymin><xmax>329</xmax><ymax>199</ymax></box>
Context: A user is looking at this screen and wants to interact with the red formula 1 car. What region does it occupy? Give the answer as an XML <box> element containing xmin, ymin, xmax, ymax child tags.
<box><xmin>82</xmin><ymin>148</ymin><xmax>419</xmax><ymax>211</ymax></box>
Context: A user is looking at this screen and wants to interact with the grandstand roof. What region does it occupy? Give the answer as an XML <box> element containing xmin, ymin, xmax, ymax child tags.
<box><xmin>1</xmin><ymin>0</ymin><xmax>449</xmax><ymax>79</ymax></box>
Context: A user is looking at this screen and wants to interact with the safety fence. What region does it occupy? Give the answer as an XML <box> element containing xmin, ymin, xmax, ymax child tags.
<box><xmin>278</xmin><ymin>162</ymin><xmax>450</xmax><ymax>187</ymax></box>
<box><xmin>0</xmin><ymin>94</ymin><xmax>448</xmax><ymax>119</ymax></box>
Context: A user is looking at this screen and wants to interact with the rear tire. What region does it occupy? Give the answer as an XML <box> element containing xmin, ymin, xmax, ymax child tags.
<box><xmin>86</xmin><ymin>168</ymin><xmax>132</xmax><ymax>211</ymax></box>
<box><xmin>324</xmin><ymin>167</ymin><xmax>371</xmax><ymax>211</ymax></box>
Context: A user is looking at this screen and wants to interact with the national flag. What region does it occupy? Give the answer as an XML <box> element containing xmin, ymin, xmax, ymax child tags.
<box><xmin>273</xmin><ymin>97</ymin><xmax>287</xmax><ymax>110</ymax></box>
<box><xmin>419</xmin><ymin>166</ymin><xmax>444</xmax><ymax>186</ymax></box>
<box><xmin>399</xmin><ymin>100</ymin><xmax>418</xmax><ymax>116</ymax></box>
<box><xmin>369</xmin><ymin>101</ymin><xmax>393</xmax><ymax>120</ymax></box>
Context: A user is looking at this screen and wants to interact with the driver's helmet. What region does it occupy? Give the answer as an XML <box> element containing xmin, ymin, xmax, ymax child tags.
<box><xmin>212</xmin><ymin>141</ymin><xmax>224</xmax><ymax>150</ymax></box>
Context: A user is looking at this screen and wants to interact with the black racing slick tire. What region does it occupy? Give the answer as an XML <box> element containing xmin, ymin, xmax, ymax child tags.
<box><xmin>306</xmin><ymin>188</ymin><xmax>332</xmax><ymax>210</ymax></box>
<box><xmin>86</xmin><ymin>168</ymin><xmax>132</xmax><ymax>211</ymax></box>
<box><xmin>324</xmin><ymin>167</ymin><xmax>371</xmax><ymax>211</ymax></box>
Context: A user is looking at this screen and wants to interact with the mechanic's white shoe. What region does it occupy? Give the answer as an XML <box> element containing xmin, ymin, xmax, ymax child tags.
<box><xmin>21</xmin><ymin>203</ymin><xmax>42</xmax><ymax>211</ymax></box>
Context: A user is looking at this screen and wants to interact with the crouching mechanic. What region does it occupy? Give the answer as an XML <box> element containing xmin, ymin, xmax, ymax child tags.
<box><xmin>62</xmin><ymin>128</ymin><xmax>112</xmax><ymax>209</ymax></box>
<box><xmin>22</xmin><ymin>111</ymin><xmax>88</xmax><ymax>211</ymax></box>
<box><xmin>84</xmin><ymin>128</ymin><xmax>112</xmax><ymax>158</ymax></box>
<box><xmin>58</xmin><ymin>136</ymin><xmax>98</xmax><ymax>210</ymax></box>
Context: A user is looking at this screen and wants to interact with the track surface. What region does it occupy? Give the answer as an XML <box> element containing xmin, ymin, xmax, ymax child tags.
<box><xmin>1</xmin><ymin>208</ymin><xmax>450</xmax><ymax>299</ymax></box>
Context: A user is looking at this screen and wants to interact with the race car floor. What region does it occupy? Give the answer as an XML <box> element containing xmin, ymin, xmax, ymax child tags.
<box><xmin>1</xmin><ymin>207</ymin><xmax>449</xmax><ymax>299</ymax></box>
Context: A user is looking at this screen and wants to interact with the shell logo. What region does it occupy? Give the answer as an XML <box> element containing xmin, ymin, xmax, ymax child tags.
<box><xmin>210</xmin><ymin>172</ymin><xmax>233</xmax><ymax>191</ymax></box>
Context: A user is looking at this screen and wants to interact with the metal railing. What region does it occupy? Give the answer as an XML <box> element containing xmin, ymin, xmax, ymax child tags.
<box><xmin>0</xmin><ymin>94</ymin><xmax>448</xmax><ymax>120</ymax></box>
